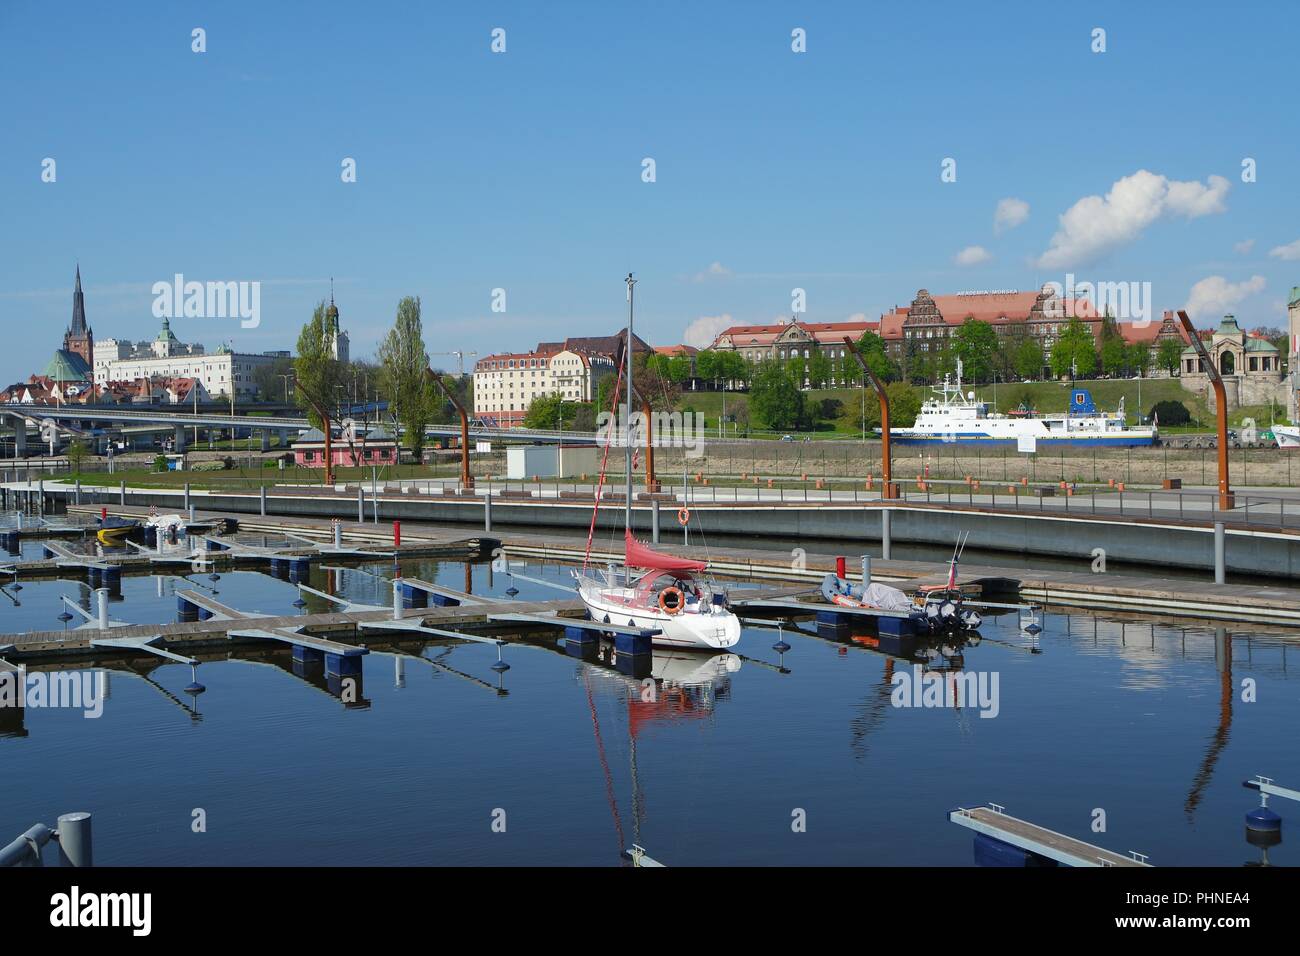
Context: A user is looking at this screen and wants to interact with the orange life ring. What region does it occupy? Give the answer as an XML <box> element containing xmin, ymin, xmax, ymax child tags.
<box><xmin>677</xmin><ymin>507</ymin><xmax>690</xmax><ymax>526</ymax></box>
<box><xmin>658</xmin><ymin>587</ymin><xmax>685</xmax><ymax>615</ymax></box>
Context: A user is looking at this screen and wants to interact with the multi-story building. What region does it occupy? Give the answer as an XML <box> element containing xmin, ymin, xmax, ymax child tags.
<box><xmin>473</xmin><ymin>333</ymin><xmax>639</xmax><ymax>427</ymax></box>
<box><xmin>708</xmin><ymin>318</ymin><xmax>878</xmax><ymax>379</ymax></box>
<box><xmin>474</xmin><ymin>347</ymin><xmax>615</xmax><ymax>427</ymax></box>
<box><xmin>94</xmin><ymin>317</ymin><xmax>279</xmax><ymax>399</ymax></box>
<box><xmin>879</xmin><ymin>287</ymin><xmax>1102</xmax><ymax>368</ymax></box>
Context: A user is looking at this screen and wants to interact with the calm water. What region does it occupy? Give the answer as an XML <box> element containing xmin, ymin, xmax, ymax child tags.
<box><xmin>1</xmin><ymin>537</ymin><xmax>1297</xmax><ymax>866</ymax></box>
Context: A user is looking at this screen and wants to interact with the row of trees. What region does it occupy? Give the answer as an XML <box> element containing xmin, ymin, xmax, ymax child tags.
<box><xmin>678</xmin><ymin>317</ymin><xmax>1198</xmax><ymax>393</ymax></box>
<box><xmin>294</xmin><ymin>297</ymin><xmax>471</xmax><ymax>470</ymax></box>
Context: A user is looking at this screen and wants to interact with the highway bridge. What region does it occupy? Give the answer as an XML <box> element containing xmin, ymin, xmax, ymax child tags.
<box><xmin>0</xmin><ymin>404</ymin><xmax>597</xmax><ymax>454</ymax></box>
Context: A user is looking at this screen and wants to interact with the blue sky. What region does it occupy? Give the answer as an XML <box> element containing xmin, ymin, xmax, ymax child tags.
<box><xmin>3</xmin><ymin>0</ymin><xmax>1299</xmax><ymax>378</ymax></box>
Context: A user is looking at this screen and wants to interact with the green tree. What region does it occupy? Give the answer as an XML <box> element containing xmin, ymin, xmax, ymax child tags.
<box><xmin>523</xmin><ymin>393</ymin><xmax>564</xmax><ymax>428</ymax></box>
<box><xmin>1013</xmin><ymin>336</ymin><xmax>1044</xmax><ymax>380</ymax></box>
<box><xmin>1157</xmin><ymin>338</ymin><xmax>1184</xmax><ymax>376</ymax></box>
<box><xmin>840</xmin><ymin>381</ymin><xmax>924</xmax><ymax>432</ymax></box>
<box><xmin>719</xmin><ymin>350</ymin><xmax>750</xmax><ymax>387</ymax></box>
<box><xmin>1127</xmin><ymin>343</ymin><xmax>1151</xmax><ymax>378</ymax></box>
<box><xmin>852</xmin><ymin>331</ymin><xmax>900</xmax><ymax>384</ymax></box>
<box><xmin>807</xmin><ymin>351</ymin><xmax>832</xmax><ymax>389</ymax></box>
<box><xmin>596</xmin><ymin>373</ymin><xmax>618</xmax><ymax>414</ymax></box>
<box><xmin>1101</xmin><ymin>334</ymin><xmax>1128</xmax><ymax>377</ymax></box>
<box><xmin>378</xmin><ymin>296</ymin><xmax>433</xmax><ymax>461</ymax></box>
<box><xmin>666</xmin><ymin>354</ymin><xmax>692</xmax><ymax>384</ymax></box>
<box><xmin>1050</xmin><ymin>317</ymin><xmax>1098</xmax><ymax>379</ymax></box>
<box><xmin>695</xmin><ymin>349</ymin><xmax>721</xmax><ymax>388</ymax></box>
<box><xmin>749</xmin><ymin>361</ymin><xmax>804</xmax><ymax>430</ymax></box>
<box><xmin>951</xmin><ymin>319</ymin><xmax>999</xmax><ymax>383</ymax></box>
<box><xmin>786</xmin><ymin>355</ymin><xmax>808</xmax><ymax>388</ymax></box>
<box><xmin>66</xmin><ymin>439</ymin><xmax>89</xmax><ymax>473</ymax></box>
<box><xmin>252</xmin><ymin>356</ymin><xmax>296</xmax><ymax>402</ymax></box>
<box><xmin>294</xmin><ymin>301</ymin><xmax>347</xmax><ymax>482</ymax></box>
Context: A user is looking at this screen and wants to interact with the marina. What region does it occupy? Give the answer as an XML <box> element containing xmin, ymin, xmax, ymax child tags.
<box><xmin>1</xmin><ymin>506</ymin><xmax>1298</xmax><ymax>867</ymax></box>
<box><xmin>4</xmin><ymin>4</ymin><xmax>1298</xmax><ymax>922</ymax></box>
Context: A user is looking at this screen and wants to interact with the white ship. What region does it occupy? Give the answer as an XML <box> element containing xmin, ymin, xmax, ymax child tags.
<box><xmin>888</xmin><ymin>369</ymin><xmax>1157</xmax><ymax>449</ymax></box>
<box><xmin>1272</xmin><ymin>426</ymin><xmax>1300</xmax><ymax>449</ymax></box>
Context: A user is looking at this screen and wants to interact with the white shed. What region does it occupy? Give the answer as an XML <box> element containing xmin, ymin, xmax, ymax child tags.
<box><xmin>506</xmin><ymin>444</ymin><xmax>599</xmax><ymax>479</ymax></box>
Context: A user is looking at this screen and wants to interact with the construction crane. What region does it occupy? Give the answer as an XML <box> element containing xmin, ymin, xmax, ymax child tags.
<box><xmin>430</xmin><ymin>351</ymin><xmax>478</xmax><ymax>376</ymax></box>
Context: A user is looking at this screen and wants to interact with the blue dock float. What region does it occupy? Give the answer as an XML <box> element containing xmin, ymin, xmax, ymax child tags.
<box><xmin>174</xmin><ymin>590</ymin><xmax>250</xmax><ymax>622</ymax></box>
<box><xmin>229</xmin><ymin>627</ymin><xmax>369</xmax><ymax>677</ymax></box>
<box><xmin>391</xmin><ymin>578</ymin><xmax>490</xmax><ymax>608</ymax></box>
<box><xmin>488</xmin><ymin>612</ymin><xmax>658</xmax><ymax>654</ymax></box>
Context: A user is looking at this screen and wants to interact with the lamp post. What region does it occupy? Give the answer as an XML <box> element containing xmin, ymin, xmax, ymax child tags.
<box><xmin>277</xmin><ymin>372</ymin><xmax>294</xmax><ymax>404</ymax></box>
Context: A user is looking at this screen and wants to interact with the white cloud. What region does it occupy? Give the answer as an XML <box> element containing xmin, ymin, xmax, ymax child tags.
<box><xmin>993</xmin><ymin>198</ymin><xmax>1030</xmax><ymax>234</ymax></box>
<box><xmin>682</xmin><ymin>313</ymin><xmax>734</xmax><ymax>349</ymax></box>
<box><xmin>954</xmin><ymin>245</ymin><xmax>993</xmax><ymax>266</ymax></box>
<box><xmin>1034</xmin><ymin>170</ymin><xmax>1230</xmax><ymax>269</ymax></box>
<box><xmin>1234</xmin><ymin>239</ymin><xmax>1255</xmax><ymax>255</ymax></box>
<box><xmin>692</xmin><ymin>261</ymin><xmax>733</xmax><ymax>282</ymax></box>
<box><xmin>1182</xmin><ymin>275</ymin><xmax>1266</xmax><ymax>319</ymax></box>
<box><xmin>1268</xmin><ymin>239</ymin><xmax>1300</xmax><ymax>261</ymax></box>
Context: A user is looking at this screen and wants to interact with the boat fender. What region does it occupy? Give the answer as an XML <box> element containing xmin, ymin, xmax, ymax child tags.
<box><xmin>658</xmin><ymin>586</ymin><xmax>685</xmax><ymax>614</ymax></box>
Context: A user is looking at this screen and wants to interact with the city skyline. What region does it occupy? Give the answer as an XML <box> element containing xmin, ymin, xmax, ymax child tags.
<box><xmin>5</xmin><ymin>2</ymin><xmax>1299</xmax><ymax>378</ymax></box>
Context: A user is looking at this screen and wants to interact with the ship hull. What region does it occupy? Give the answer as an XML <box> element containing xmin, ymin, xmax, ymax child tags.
<box><xmin>890</xmin><ymin>432</ymin><xmax>1157</xmax><ymax>448</ymax></box>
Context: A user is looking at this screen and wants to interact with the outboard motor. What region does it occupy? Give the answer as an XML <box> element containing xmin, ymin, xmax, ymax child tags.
<box><xmin>961</xmin><ymin>608</ymin><xmax>983</xmax><ymax>630</ymax></box>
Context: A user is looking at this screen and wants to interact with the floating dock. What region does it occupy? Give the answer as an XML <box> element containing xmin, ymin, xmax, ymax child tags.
<box><xmin>949</xmin><ymin>804</ymin><xmax>1151</xmax><ymax>867</ymax></box>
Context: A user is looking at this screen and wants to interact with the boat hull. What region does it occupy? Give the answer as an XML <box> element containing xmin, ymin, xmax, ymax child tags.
<box><xmin>578</xmin><ymin>587</ymin><xmax>741</xmax><ymax>651</ymax></box>
<box><xmin>891</xmin><ymin>432</ymin><xmax>1157</xmax><ymax>448</ymax></box>
<box><xmin>1273</xmin><ymin>426</ymin><xmax>1300</xmax><ymax>449</ymax></box>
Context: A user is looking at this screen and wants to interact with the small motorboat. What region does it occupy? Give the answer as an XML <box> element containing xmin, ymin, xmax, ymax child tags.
<box><xmin>96</xmin><ymin>515</ymin><xmax>141</xmax><ymax>546</ymax></box>
<box><xmin>821</xmin><ymin>573</ymin><xmax>913</xmax><ymax>612</ymax></box>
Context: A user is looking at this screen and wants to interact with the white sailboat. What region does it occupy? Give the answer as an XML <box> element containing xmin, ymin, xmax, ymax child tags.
<box><xmin>573</xmin><ymin>274</ymin><xmax>742</xmax><ymax>651</ymax></box>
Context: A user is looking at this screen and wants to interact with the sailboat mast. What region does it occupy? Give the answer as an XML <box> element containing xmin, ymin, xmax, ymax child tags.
<box><xmin>624</xmin><ymin>274</ymin><xmax>636</xmax><ymax>564</ymax></box>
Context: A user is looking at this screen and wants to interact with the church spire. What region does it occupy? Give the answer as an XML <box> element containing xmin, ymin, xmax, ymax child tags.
<box><xmin>70</xmin><ymin>264</ymin><xmax>87</xmax><ymax>335</ymax></box>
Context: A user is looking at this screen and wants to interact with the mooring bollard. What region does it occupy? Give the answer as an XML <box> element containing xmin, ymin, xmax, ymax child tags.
<box><xmin>392</xmin><ymin>579</ymin><xmax>402</xmax><ymax>620</ymax></box>
<box><xmin>183</xmin><ymin>482</ymin><xmax>191</xmax><ymax>510</ymax></box>
<box><xmin>119</xmin><ymin>480</ymin><xmax>126</xmax><ymax>506</ymax></box>
<box><xmin>484</xmin><ymin>491</ymin><xmax>493</xmax><ymax>532</ymax></box>
<box><xmin>651</xmin><ymin>499</ymin><xmax>661</xmax><ymax>544</ymax></box>
<box><xmin>56</xmin><ymin>812</ymin><xmax>93</xmax><ymax>867</ymax></box>
<box><xmin>881</xmin><ymin>508</ymin><xmax>892</xmax><ymax>561</ymax></box>
<box><xmin>393</xmin><ymin>520</ymin><xmax>401</xmax><ymax>549</ymax></box>
<box><xmin>188</xmin><ymin>504</ymin><xmax>195</xmax><ymax>522</ymax></box>
<box><xmin>334</xmin><ymin>521</ymin><xmax>342</xmax><ymax>550</ymax></box>
<box><xmin>96</xmin><ymin>588</ymin><xmax>109</xmax><ymax>630</ymax></box>
<box><xmin>1214</xmin><ymin>521</ymin><xmax>1225</xmax><ymax>585</ymax></box>
<box><xmin>357</xmin><ymin>486</ymin><xmax>364</xmax><ymax>523</ymax></box>
<box><xmin>862</xmin><ymin>554</ymin><xmax>872</xmax><ymax>586</ymax></box>
<box><xmin>260</xmin><ymin>485</ymin><xmax>266</xmax><ymax>516</ymax></box>
<box><xmin>75</xmin><ymin>479</ymin><xmax>81</xmax><ymax>505</ymax></box>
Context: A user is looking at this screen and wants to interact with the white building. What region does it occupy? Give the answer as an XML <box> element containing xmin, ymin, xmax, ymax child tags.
<box><xmin>474</xmin><ymin>347</ymin><xmax>614</xmax><ymax>427</ymax></box>
<box><xmin>93</xmin><ymin>318</ymin><xmax>275</xmax><ymax>398</ymax></box>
